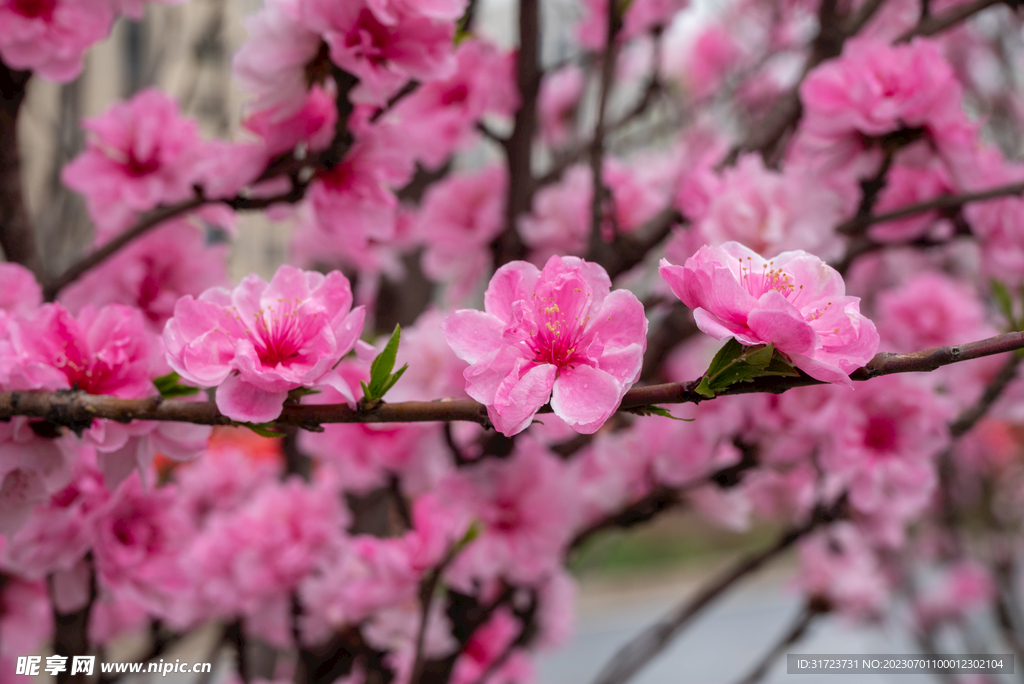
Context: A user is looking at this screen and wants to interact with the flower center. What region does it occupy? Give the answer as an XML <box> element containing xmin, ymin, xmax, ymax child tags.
<box><xmin>10</xmin><ymin>0</ymin><xmax>55</xmax><ymax>19</ymax></box>
<box><xmin>526</xmin><ymin>292</ymin><xmax>588</xmax><ymax>369</ymax></box>
<box><xmin>235</xmin><ymin>299</ymin><xmax>318</xmax><ymax>368</ymax></box>
<box><xmin>863</xmin><ymin>414</ymin><xmax>899</xmax><ymax>455</ymax></box>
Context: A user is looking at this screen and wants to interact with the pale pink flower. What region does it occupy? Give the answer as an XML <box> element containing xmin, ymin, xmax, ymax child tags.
<box><xmin>660</xmin><ymin>242</ymin><xmax>879</xmax><ymax>386</ymax></box>
<box><xmin>0</xmin><ymin>263</ymin><xmax>41</xmax><ymax>316</ymax></box>
<box><xmin>875</xmin><ymin>272</ymin><xmax>994</xmax><ymax>353</ymax></box>
<box><xmin>568</xmin><ymin>430</ymin><xmax>655</xmax><ymax>525</ymax></box>
<box><xmin>869</xmin><ymin>160</ymin><xmax>957</xmax><ymax>243</ymax></box>
<box><xmin>2</xmin><ymin>460</ymin><xmax>107</xmax><ymax>578</ymax></box>
<box><xmin>188</xmin><ymin>477</ymin><xmax>347</xmax><ymax>647</ymax></box>
<box><xmin>163</xmin><ymin>265</ymin><xmax>365</xmax><ymax>423</ymax></box>
<box><xmin>242</xmin><ymin>84</ymin><xmax>338</xmax><ymax>158</ymax></box>
<box><xmin>0</xmin><ymin>579</ymin><xmax>52</xmax><ymax>665</ymax></box>
<box><xmin>518</xmin><ymin>165</ymin><xmax>591</xmax><ymax>263</ymax></box>
<box><xmin>689</xmin><ymin>154</ymin><xmax>845</xmax><ymax>261</ymax></box>
<box><xmin>796</xmin><ymin>37</ymin><xmax>966</xmax><ymax>168</ymax></box>
<box><xmin>384</xmin><ymin>40</ymin><xmax>518</xmax><ymax>169</ymax></box>
<box><xmin>60</xmin><ymin>221</ymin><xmax>228</xmax><ymax>332</ymax></box>
<box><xmin>419</xmin><ymin>166</ymin><xmax>507</xmax><ymax>302</ymax></box>
<box><xmin>442</xmin><ymin>256</ymin><xmax>648</xmax><ymax>436</ymax></box>
<box><xmin>62</xmin><ymin>89</ymin><xmax>206</xmax><ymax>235</ymax></box>
<box><xmin>819</xmin><ymin>375</ymin><xmax>950</xmax><ymax>526</ymax></box>
<box><xmin>675</xmin><ymin>23</ymin><xmax>742</xmax><ymax>99</ymax></box>
<box><xmin>914</xmin><ymin>560</ymin><xmax>995</xmax><ymax>630</ymax></box>
<box><xmin>439</xmin><ymin>439</ymin><xmax>579</xmax><ymax>588</ymax></box>
<box><xmin>0</xmin><ymin>0</ymin><xmax>113</xmax><ymax>82</ymax></box>
<box><xmin>796</xmin><ymin>522</ymin><xmax>889</xmax><ymax>619</ymax></box>
<box><xmin>92</xmin><ymin>475</ymin><xmax>194</xmax><ymax>618</ymax></box>
<box><xmin>232</xmin><ymin>0</ymin><xmax>321</xmax><ymax>118</ymax></box>
<box><xmin>0</xmin><ymin>418</ymin><xmax>76</xmax><ymax>535</ymax></box>
<box><xmin>539</xmin><ymin>65</ymin><xmax>585</xmax><ymax>147</ymax></box>
<box><xmin>302</xmin><ymin>0</ymin><xmax>457</xmax><ymax>106</ymax></box>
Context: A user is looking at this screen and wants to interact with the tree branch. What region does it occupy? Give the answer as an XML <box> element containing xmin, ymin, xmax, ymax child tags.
<box><xmin>0</xmin><ymin>60</ymin><xmax>44</xmax><ymax>278</ymax></box>
<box><xmin>897</xmin><ymin>0</ymin><xmax>1003</xmax><ymax>41</ymax></box>
<box><xmin>734</xmin><ymin>604</ymin><xmax>820</xmax><ymax>684</ymax></box>
<box><xmin>492</xmin><ymin>0</ymin><xmax>540</xmax><ymax>267</ymax></box>
<box><xmin>590</xmin><ymin>500</ymin><xmax>845</xmax><ymax>684</ymax></box>
<box><xmin>4</xmin><ymin>332</ymin><xmax>1024</xmax><ymax>429</ymax></box>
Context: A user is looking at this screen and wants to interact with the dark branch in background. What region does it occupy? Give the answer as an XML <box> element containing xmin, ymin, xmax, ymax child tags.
<box><xmin>586</xmin><ymin>0</ymin><xmax>622</xmax><ymax>259</ymax></box>
<box><xmin>734</xmin><ymin>603</ymin><xmax>821</xmax><ymax>684</ymax></box>
<box><xmin>950</xmin><ymin>351</ymin><xmax>1023</xmax><ymax>439</ymax></box>
<box><xmin>590</xmin><ymin>499</ymin><xmax>847</xmax><ymax>684</ymax></box>
<box><xmin>0</xmin><ymin>60</ymin><xmax>44</xmax><ymax>278</ymax></box>
<box><xmin>836</xmin><ymin>179</ymin><xmax>1024</xmax><ymax>236</ymax></box>
<box><xmin>52</xmin><ymin>557</ymin><xmax>96</xmax><ymax>684</ymax></box>
<box><xmin>4</xmin><ymin>332</ymin><xmax>1024</xmax><ymax>429</ymax></box>
<box><xmin>897</xmin><ymin>0</ymin><xmax>1003</xmax><ymax>41</ymax></box>
<box><xmin>492</xmin><ymin>0</ymin><xmax>540</xmax><ymax>267</ymax></box>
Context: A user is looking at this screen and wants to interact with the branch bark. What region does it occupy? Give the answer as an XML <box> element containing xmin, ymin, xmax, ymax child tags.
<box><xmin>4</xmin><ymin>332</ymin><xmax>1024</xmax><ymax>431</ymax></box>
<box><xmin>0</xmin><ymin>60</ymin><xmax>44</xmax><ymax>278</ymax></box>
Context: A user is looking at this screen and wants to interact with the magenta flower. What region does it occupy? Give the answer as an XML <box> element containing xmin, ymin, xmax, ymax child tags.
<box><xmin>163</xmin><ymin>265</ymin><xmax>365</xmax><ymax>424</ymax></box>
<box><xmin>442</xmin><ymin>256</ymin><xmax>647</xmax><ymax>436</ymax></box>
<box><xmin>659</xmin><ymin>241</ymin><xmax>879</xmax><ymax>385</ymax></box>
<box><xmin>0</xmin><ymin>0</ymin><xmax>113</xmax><ymax>82</ymax></box>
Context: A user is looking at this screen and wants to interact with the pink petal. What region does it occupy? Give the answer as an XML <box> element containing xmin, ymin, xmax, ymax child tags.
<box><xmin>216</xmin><ymin>373</ymin><xmax>289</xmax><ymax>423</ymax></box>
<box><xmin>692</xmin><ymin>308</ymin><xmax>759</xmax><ymax>345</ymax></box>
<box><xmin>550</xmin><ymin>364</ymin><xmax>622</xmax><ymax>434</ymax></box>
<box><xmin>484</xmin><ymin>261</ymin><xmax>539</xmax><ymax>321</ymax></box>
<box><xmin>441</xmin><ymin>310</ymin><xmax>505</xmax><ymax>364</ymax></box>
<box><xmin>747</xmin><ymin>290</ymin><xmax>817</xmax><ymax>355</ymax></box>
<box><xmin>491</xmin><ymin>362</ymin><xmax>557</xmax><ymax>436</ymax></box>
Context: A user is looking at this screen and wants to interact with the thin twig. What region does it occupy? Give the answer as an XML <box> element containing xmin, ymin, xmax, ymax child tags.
<box><xmin>734</xmin><ymin>604</ymin><xmax>819</xmax><ymax>684</ymax></box>
<box><xmin>897</xmin><ymin>0</ymin><xmax>1003</xmax><ymax>41</ymax></box>
<box><xmin>590</xmin><ymin>501</ymin><xmax>845</xmax><ymax>684</ymax></box>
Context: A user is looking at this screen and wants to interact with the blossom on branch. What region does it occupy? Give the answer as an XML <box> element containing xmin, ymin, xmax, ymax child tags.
<box><xmin>660</xmin><ymin>241</ymin><xmax>879</xmax><ymax>385</ymax></box>
<box><xmin>442</xmin><ymin>256</ymin><xmax>648</xmax><ymax>436</ymax></box>
<box><xmin>163</xmin><ymin>265</ymin><xmax>365</xmax><ymax>423</ymax></box>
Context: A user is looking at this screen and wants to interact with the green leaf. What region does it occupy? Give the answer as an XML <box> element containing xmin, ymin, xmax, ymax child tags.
<box><xmin>742</xmin><ymin>343</ymin><xmax>774</xmax><ymax>369</ymax></box>
<box><xmin>239</xmin><ymin>422</ymin><xmax>285</xmax><ymax>438</ymax></box>
<box><xmin>152</xmin><ymin>372</ymin><xmax>200</xmax><ymax>398</ymax></box>
<box><xmin>993</xmin><ymin>279</ymin><xmax>1015</xmax><ymax>328</ymax></box>
<box><xmin>706</xmin><ymin>338</ymin><xmax>745</xmax><ymax>378</ymax></box>
<box><xmin>695</xmin><ymin>376</ymin><xmax>715</xmax><ymax>398</ymax></box>
<box><xmin>643</xmin><ymin>405</ymin><xmax>694</xmax><ymax>421</ymax></box>
<box><xmin>366</xmin><ymin>324</ymin><xmax>402</xmax><ymax>400</ymax></box>
<box><xmin>378</xmin><ymin>363</ymin><xmax>408</xmax><ymax>398</ymax></box>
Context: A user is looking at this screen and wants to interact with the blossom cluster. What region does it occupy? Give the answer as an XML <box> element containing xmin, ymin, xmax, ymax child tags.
<box><xmin>3</xmin><ymin>0</ymin><xmax>1024</xmax><ymax>681</ymax></box>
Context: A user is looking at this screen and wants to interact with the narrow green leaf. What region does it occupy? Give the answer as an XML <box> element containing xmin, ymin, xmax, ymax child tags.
<box><xmin>152</xmin><ymin>372</ymin><xmax>200</xmax><ymax>398</ymax></box>
<box><xmin>644</xmin><ymin>405</ymin><xmax>694</xmax><ymax>421</ymax></box>
<box><xmin>367</xmin><ymin>324</ymin><xmax>402</xmax><ymax>398</ymax></box>
<box><xmin>695</xmin><ymin>376</ymin><xmax>715</xmax><ymax>398</ymax></box>
<box><xmin>240</xmin><ymin>422</ymin><xmax>285</xmax><ymax>438</ymax></box>
<box><xmin>379</xmin><ymin>363</ymin><xmax>409</xmax><ymax>398</ymax></box>
<box><xmin>360</xmin><ymin>380</ymin><xmax>371</xmax><ymax>400</ymax></box>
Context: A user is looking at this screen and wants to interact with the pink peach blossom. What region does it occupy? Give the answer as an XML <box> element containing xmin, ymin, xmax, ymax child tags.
<box><xmin>660</xmin><ymin>241</ymin><xmax>879</xmax><ymax>386</ymax></box>
<box><xmin>59</xmin><ymin>221</ymin><xmax>229</xmax><ymax>332</ymax></box>
<box><xmin>442</xmin><ymin>256</ymin><xmax>647</xmax><ymax>436</ymax></box>
<box><xmin>0</xmin><ymin>0</ymin><xmax>113</xmax><ymax>82</ymax></box>
<box><xmin>0</xmin><ymin>263</ymin><xmax>41</xmax><ymax>316</ymax></box>
<box><xmin>301</xmin><ymin>0</ymin><xmax>458</xmax><ymax>106</ymax></box>
<box><xmin>914</xmin><ymin>560</ymin><xmax>995</xmax><ymax>630</ymax></box>
<box><xmin>796</xmin><ymin>522</ymin><xmax>889</xmax><ymax>619</ymax></box>
<box><xmin>163</xmin><ymin>265</ymin><xmax>365</xmax><ymax>423</ymax></box>
<box><xmin>538</xmin><ymin>64</ymin><xmax>585</xmax><ymax>147</ymax></box>
<box><xmin>419</xmin><ymin>166</ymin><xmax>508</xmax><ymax>302</ymax></box>
<box><xmin>0</xmin><ymin>418</ymin><xmax>76</xmax><ymax>535</ymax></box>
<box><xmin>438</xmin><ymin>439</ymin><xmax>579</xmax><ymax>588</ymax></box>
<box><xmin>62</xmin><ymin>89</ymin><xmax>206</xmax><ymax>235</ymax></box>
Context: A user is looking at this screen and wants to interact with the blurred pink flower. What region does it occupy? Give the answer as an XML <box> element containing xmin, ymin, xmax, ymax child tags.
<box><xmin>797</xmin><ymin>522</ymin><xmax>889</xmax><ymax>619</ymax></box>
<box><xmin>539</xmin><ymin>65</ymin><xmax>584</xmax><ymax>147</ymax></box>
<box><xmin>419</xmin><ymin>166</ymin><xmax>508</xmax><ymax>302</ymax></box>
<box><xmin>914</xmin><ymin>560</ymin><xmax>995</xmax><ymax>630</ymax></box>
<box><xmin>164</xmin><ymin>265</ymin><xmax>365</xmax><ymax>423</ymax></box>
<box><xmin>60</xmin><ymin>221</ymin><xmax>229</xmax><ymax>332</ymax></box>
<box><xmin>0</xmin><ymin>418</ymin><xmax>76</xmax><ymax>535</ymax></box>
<box><xmin>439</xmin><ymin>440</ymin><xmax>578</xmax><ymax>587</ymax></box>
<box><xmin>0</xmin><ymin>0</ymin><xmax>113</xmax><ymax>82</ymax></box>
<box><xmin>0</xmin><ymin>263</ymin><xmax>41</xmax><ymax>316</ymax></box>
<box><xmin>660</xmin><ymin>241</ymin><xmax>879</xmax><ymax>385</ymax></box>
<box><xmin>62</xmin><ymin>89</ymin><xmax>206</xmax><ymax>235</ymax></box>
<box><xmin>442</xmin><ymin>256</ymin><xmax>647</xmax><ymax>436</ymax></box>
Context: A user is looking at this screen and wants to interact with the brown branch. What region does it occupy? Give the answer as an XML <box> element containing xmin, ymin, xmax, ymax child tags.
<box><xmin>4</xmin><ymin>332</ymin><xmax>1024</xmax><ymax>430</ymax></box>
<box><xmin>837</xmin><ymin>180</ymin><xmax>1024</xmax><ymax>236</ymax></box>
<box><xmin>735</xmin><ymin>604</ymin><xmax>820</xmax><ymax>684</ymax></box>
<box><xmin>492</xmin><ymin>0</ymin><xmax>540</xmax><ymax>267</ymax></box>
<box><xmin>897</xmin><ymin>0</ymin><xmax>1003</xmax><ymax>41</ymax></box>
<box><xmin>950</xmin><ymin>351</ymin><xmax>1023</xmax><ymax>439</ymax></box>
<box><xmin>0</xmin><ymin>60</ymin><xmax>43</xmax><ymax>278</ymax></box>
<box><xmin>590</xmin><ymin>500</ymin><xmax>845</xmax><ymax>684</ymax></box>
<box><xmin>587</xmin><ymin>0</ymin><xmax>622</xmax><ymax>258</ymax></box>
